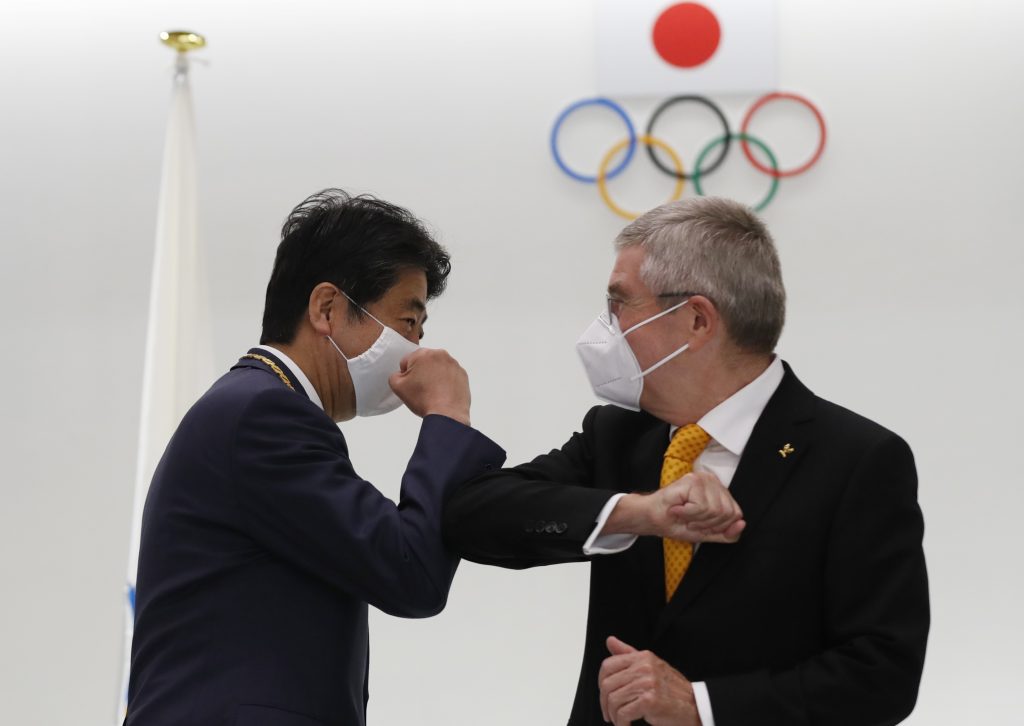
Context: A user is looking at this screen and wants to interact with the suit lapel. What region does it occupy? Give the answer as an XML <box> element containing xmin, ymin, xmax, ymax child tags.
<box><xmin>653</xmin><ymin>364</ymin><xmax>815</xmax><ymax>637</ymax></box>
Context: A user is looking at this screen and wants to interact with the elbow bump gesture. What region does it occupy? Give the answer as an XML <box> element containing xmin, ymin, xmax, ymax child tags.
<box><xmin>655</xmin><ymin>471</ymin><xmax>745</xmax><ymax>544</ymax></box>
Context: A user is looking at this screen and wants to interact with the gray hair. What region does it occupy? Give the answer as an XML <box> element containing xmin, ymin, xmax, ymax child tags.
<box><xmin>614</xmin><ymin>197</ymin><xmax>786</xmax><ymax>354</ymax></box>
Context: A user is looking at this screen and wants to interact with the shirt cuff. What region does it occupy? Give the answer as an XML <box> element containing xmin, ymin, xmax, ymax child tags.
<box><xmin>582</xmin><ymin>493</ymin><xmax>639</xmax><ymax>555</ymax></box>
<box><xmin>692</xmin><ymin>681</ymin><xmax>715</xmax><ymax>726</ymax></box>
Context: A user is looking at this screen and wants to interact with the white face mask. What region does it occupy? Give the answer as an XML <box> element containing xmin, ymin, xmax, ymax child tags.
<box><xmin>575</xmin><ymin>299</ymin><xmax>690</xmax><ymax>411</ymax></box>
<box><xmin>326</xmin><ymin>292</ymin><xmax>419</xmax><ymax>417</ymax></box>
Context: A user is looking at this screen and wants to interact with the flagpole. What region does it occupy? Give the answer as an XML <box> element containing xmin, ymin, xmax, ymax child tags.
<box><xmin>117</xmin><ymin>30</ymin><xmax>210</xmax><ymax>725</ymax></box>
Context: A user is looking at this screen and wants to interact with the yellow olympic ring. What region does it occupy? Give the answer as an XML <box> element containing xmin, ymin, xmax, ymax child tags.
<box><xmin>597</xmin><ymin>134</ymin><xmax>685</xmax><ymax>221</ymax></box>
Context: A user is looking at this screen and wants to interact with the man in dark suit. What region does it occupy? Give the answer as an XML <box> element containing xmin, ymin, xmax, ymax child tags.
<box><xmin>443</xmin><ymin>197</ymin><xmax>929</xmax><ymax>725</ymax></box>
<box><xmin>126</xmin><ymin>189</ymin><xmax>506</xmax><ymax>726</ymax></box>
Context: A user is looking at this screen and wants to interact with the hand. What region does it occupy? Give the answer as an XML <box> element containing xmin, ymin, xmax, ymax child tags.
<box><xmin>656</xmin><ymin>471</ymin><xmax>745</xmax><ymax>543</ymax></box>
<box><xmin>388</xmin><ymin>348</ymin><xmax>471</xmax><ymax>425</ymax></box>
<box><xmin>599</xmin><ymin>636</ymin><xmax>701</xmax><ymax>726</ymax></box>
<box><xmin>601</xmin><ymin>471</ymin><xmax>745</xmax><ymax>543</ymax></box>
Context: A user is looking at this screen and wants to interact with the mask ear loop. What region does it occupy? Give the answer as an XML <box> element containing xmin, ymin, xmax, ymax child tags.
<box><xmin>621</xmin><ymin>298</ymin><xmax>690</xmax><ymax>336</ymax></box>
<box><xmin>326</xmin><ymin>333</ymin><xmax>350</xmax><ymax>362</ymax></box>
<box><xmin>621</xmin><ymin>298</ymin><xmax>692</xmax><ymax>381</ymax></box>
<box><xmin>327</xmin><ymin>289</ymin><xmax>388</xmax><ymax>361</ymax></box>
<box><xmin>338</xmin><ymin>289</ymin><xmax>388</xmax><ymax>329</ymax></box>
<box><xmin>630</xmin><ymin>343</ymin><xmax>690</xmax><ymax>380</ymax></box>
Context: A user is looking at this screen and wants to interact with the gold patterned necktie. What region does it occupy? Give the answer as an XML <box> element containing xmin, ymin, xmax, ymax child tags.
<box><xmin>661</xmin><ymin>423</ymin><xmax>711</xmax><ymax>601</ymax></box>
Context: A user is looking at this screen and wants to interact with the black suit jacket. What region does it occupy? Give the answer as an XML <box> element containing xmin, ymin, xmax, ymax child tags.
<box><xmin>443</xmin><ymin>363</ymin><xmax>929</xmax><ymax>725</ymax></box>
<box><xmin>126</xmin><ymin>350</ymin><xmax>505</xmax><ymax>726</ymax></box>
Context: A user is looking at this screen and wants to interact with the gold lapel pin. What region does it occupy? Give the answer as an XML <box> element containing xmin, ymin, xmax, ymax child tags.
<box><xmin>779</xmin><ymin>443</ymin><xmax>795</xmax><ymax>458</ymax></box>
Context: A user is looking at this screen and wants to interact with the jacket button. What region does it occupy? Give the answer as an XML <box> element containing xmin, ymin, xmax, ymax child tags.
<box><xmin>555</xmin><ymin>522</ymin><xmax>568</xmax><ymax>534</ymax></box>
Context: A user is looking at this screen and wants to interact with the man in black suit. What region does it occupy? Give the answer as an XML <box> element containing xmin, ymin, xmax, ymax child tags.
<box><xmin>126</xmin><ymin>189</ymin><xmax>507</xmax><ymax>726</ymax></box>
<box><xmin>443</xmin><ymin>197</ymin><xmax>929</xmax><ymax>725</ymax></box>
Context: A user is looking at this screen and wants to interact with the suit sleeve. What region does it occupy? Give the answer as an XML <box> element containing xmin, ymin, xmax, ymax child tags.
<box><xmin>443</xmin><ymin>406</ymin><xmax>617</xmax><ymax>569</ymax></box>
<box><xmin>230</xmin><ymin>388</ymin><xmax>505</xmax><ymax>618</ymax></box>
<box><xmin>706</xmin><ymin>433</ymin><xmax>930</xmax><ymax>726</ymax></box>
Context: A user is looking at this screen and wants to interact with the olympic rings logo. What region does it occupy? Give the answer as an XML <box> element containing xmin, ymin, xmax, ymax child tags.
<box><xmin>549</xmin><ymin>92</ymin><xmax>826</xmax><ymax>219</ymax></box>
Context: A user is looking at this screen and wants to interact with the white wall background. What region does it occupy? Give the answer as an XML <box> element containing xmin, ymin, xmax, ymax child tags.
<box><xmin>1</xmin><ymin>0</ymin><xmax>1022</xmax><ymax>723</ymax></box>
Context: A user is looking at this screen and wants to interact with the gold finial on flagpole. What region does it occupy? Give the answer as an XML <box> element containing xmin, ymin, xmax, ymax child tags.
<box><xmin>160</xmin><ymin>31</ymin><xmax>206</xmax><ymax>53</ymax></box>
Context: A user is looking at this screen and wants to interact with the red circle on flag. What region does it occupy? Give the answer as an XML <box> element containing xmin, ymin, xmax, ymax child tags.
<box><xmin>652</xmin><ymin>2</ymin><xmax>721</xmax><ymax>69</ymax></box>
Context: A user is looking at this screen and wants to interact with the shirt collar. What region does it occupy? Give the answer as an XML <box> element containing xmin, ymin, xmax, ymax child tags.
<box><xmin>254</xmin><ymin>344</ymin><xmax>325</xmax><ymax>411</ymax></box>
<box><xmin>694</xmin><ymin>356</ymin><xmax>784</xmax><ymax>457</ymax></box>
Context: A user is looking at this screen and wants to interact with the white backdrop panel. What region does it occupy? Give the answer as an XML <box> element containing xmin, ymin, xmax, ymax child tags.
<box><xmin>1</xmin><ymin>0</ymin><xmax>1022</xmax><ymax>724</ymax></box>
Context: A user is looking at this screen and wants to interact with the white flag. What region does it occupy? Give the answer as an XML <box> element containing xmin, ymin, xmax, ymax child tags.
<box><xmin>118</xmin><ymin>55</ymin><xmax>214</xmax><ymax>721</ymax></box>
<box><xmin>596</xmin><ymin>0</ymin><xmax>779</xmax><ymax>97</ymax></box>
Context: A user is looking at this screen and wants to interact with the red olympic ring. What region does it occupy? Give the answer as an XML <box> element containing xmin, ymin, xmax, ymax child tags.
<box><xmin>740</xmin><ymin>92</ymin><xmax>826</xmax><ymax>178</ymax></box>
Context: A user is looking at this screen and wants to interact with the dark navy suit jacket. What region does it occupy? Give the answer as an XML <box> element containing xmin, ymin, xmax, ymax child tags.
<box><xmin>126</xmin><ymin>350</ymin><xmax>505</xmax><ymax>726</ymax></box>
<box><xmin>445</xmin><ymin>364</ymin><xmax>929</xmax><ymax>725</ymax></box>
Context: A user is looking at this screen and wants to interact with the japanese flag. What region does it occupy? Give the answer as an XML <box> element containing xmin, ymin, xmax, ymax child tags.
<box><xmin>596</xmin><ymin>0</ymin><xmax>778</xmax><ymax>97</ymax></box>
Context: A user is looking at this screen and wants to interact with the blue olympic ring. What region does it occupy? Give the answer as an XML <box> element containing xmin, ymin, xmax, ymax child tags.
<box><xmin>550</xmin><ymin>98</ymin><xmax>637</xmax><ymax>183</ymax></box>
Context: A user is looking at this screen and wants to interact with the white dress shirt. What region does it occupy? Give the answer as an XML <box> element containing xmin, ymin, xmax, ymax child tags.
<box><xmin>582</xmin><ymin>356</ymin><xmax>785</xmax><ymax>726</ymax></box>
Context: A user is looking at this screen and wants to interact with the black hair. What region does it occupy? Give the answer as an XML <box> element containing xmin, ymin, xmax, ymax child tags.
<box><xmin>259</xmin><ymin>189</ymin><xmax>451</xmax><ymax>344</ymax></box>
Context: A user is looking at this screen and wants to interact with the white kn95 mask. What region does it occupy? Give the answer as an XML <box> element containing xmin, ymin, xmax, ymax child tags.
<box><xmin>326</xmin><ymin>292</ymin><xmax>419</xmax><ymax>417</ymax></box>
<box><xmin>575</xmin><ymin>299</ymin><xmax>690</xmax><ymax>411</ymax></box>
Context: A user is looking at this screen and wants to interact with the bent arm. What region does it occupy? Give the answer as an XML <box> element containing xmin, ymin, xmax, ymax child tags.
<box><xmin>443</xmin><ymin>406</ymin><xmax>615</xmax><ymax>568</ymax></box>
<box><xmin>233</xmin><ymin>389</ymin><xmax>505</xmax><ymax>618</ymax></box>
<box><xmin>444</xmin><ymin>405</ymin><xmax>744</xmax><ymax>567</ymax></box>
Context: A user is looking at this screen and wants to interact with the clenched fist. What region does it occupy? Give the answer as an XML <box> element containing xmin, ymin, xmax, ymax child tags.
<box><xmin>655</xmin><ymin>471</ymin><xmax>745</xmax><ymax>543</ymax></box>
<box><xmin>388</xmin><ymin>348</ymin><xmax>471</xmax><ymax>426</ymax></box>
<box><xmin>601</xmin><ymin>470</ymin><xmax>745</xmax><ymax>543</ymax></box>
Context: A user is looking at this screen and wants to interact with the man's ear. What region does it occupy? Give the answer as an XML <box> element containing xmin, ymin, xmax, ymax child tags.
<box><xmin>308</xmin><ymin>283</ymin><xmax>339</xmax><ymax>337</ymax></box>
<box><xmin>685</xmin><ymin>295</ymin><xmax>719</xmax><ymax>351</ymax></box>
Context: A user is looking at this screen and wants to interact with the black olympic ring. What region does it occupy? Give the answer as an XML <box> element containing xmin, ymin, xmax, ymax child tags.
<box><xmin>645</xmin><ymin>95</ymin><xmax>731</xmax><ymax>181</ymax></box>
